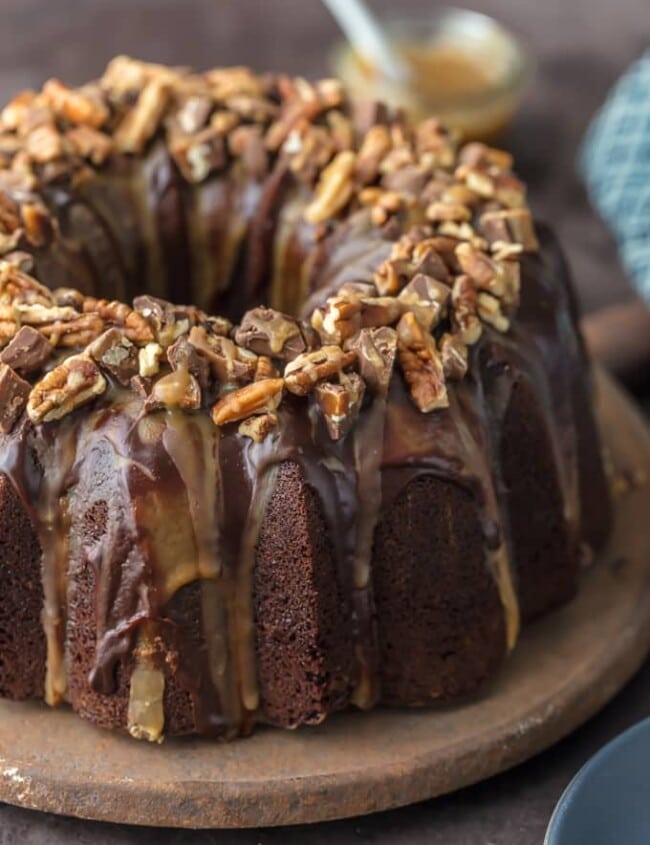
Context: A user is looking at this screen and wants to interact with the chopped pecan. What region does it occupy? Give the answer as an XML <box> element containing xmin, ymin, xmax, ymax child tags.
<box><xmin>0</xmin><ymin>192</ymin><xmax>20</xmax><ymax>233</ymax></box>
<box><xmin>373</xmin><ymin>256</ymin><xmax>412</xmax><ymax>296</ymax></box>
<box><xmin>415</xmin><ymin>118</ymin><xmax>456</xmax><ymax>168</ymax></box>
<box><xmin>311</xmin><ymin>295</ymin><xmax>362</xmax><ymax>345</ymax></box>
<box><xmin>166</xmin><ymin>334</ymin><xmax>210</xmax><ymax>388</ymax></box>
<box><xmin>176</xmin><ymin>95</ymin><xmax>213</xmax><ymax>134</ymax></box>
<box><xmin>206</xmin><ymin>66</ymin><xmax>264</xmax><ymax>101</ymax></box>
<box><xmin>451</xmin><ymin>274</ymin><xmax>482</xmax><ymax>345</ymax></box>
<box><xmin>87</xmin><ymin>328</ymin><xmax>139</xmax><ymax>386</ymax></box>
<box><xmin>170</xmin><ymin>127</ymin><xmax>226</xmax><ymax>182</ymax></box>
<box><xmin>315</xmin><ymin>371</ymin><xmax>365</xmax><ymax>440</ymax></box>
<box><xmin>349</xmin><ymin>326</ymin><xmax>397</xmax><ymax>396</ymax></box>
<box><xmin>398</xmin><ymin>273</ymin><xmax>450</xmax><ymax>330</ymax></box>
<box><xmin>66</xmin><ymin>126</ymin><xmax>113</xmax><ymax>165</ymax></box>
<box><xmin>285</xmin><ymin>124</ymin><xmax>335</xmax><ymax>184</ymax></box>
<box><xmin>52</xmin><ymin>287</ymin><xmax>85</xmax><ymax>309</ymax></box>
<box><xmin>235</xmin><ymin>306</ymin><xmax>309</xmax><ymax>361</ymax></box>
<box><xmin>17</xmin><ymin>303</ymin><xmax>104</xmax><ymax>348</ymax></box>
<box><xmin>187</xmin><ymin>325</ymin><xmax>257</xmax><ymax>384</ymax></box>
<box><xmin>356</xmin><ymin>125</ymin><xmax>392</xmax><ymax>184</ymax></box>
<box><xmin>326</xmin><ymin>109</ymin><xmax>354</xmax><ymax>152</ymax></box>
<box><xmin>144</xmin><ymin>369</ymin><xmax>202</xmax><ymax>412</ymax></box>
<box><xmin>425</xmin><ymin>201</ymin><xmax>472</xmax><ymax>223</ymax></box>
<box><xmin>0</xmin><ymin>363</ymin><xmax>31</xmax><ymax>433</ymax></box>
<box><xmin>303</xmin><ymin>150</ymin><xmax>356</xmax><ymax>224</ymax></box>
<box><xmin>0</xmin><ymin>325</ymin><xmax>51</xmax><ymax>375</ymax></box>
<box><xmin>439</xmin><ymin>332</ymin><xmax>468</xmax><ymax>381</ymax></box>
<box><xmin>0</xmin><ymin>90</ymin><xmax>38</xmax><ymax>132</ymax></box>
<box><xmin>254</xmin><ymin>355</ymin><xmax>279</xmax><ymax>381</ymax></box>
<box><xmin>24</xmin><ymin>125</ymin><xmax>65</xmax><ymax>163</ymax></box>
<box><xmin>455</xmin><ymin>242</ymin><xmax>505</xmax><ymax>297</ymax></box>
<box><xmin>225</xmin><ymin>94</ymin><xmax>278</xmax><ymax>124</ymax></box>
<box><xmin>284</xmin><ymin>345</ymin><xmax>356</xmax><ymax>396</ymax></box>
<box><xmin>212</xmin><ymin>377</ymin><xmax>284</xmax><ymax>425</ymax></box>
<box><xmin>27</xmin><ymin>354</ymin><xmax>107</xmax><ymax>423</ymax></box>
<box><xmin>138</xmin><ymin>342</ymin><xmax>163</xmax><ymax>377</ymax></box>
<box><xmin>113</xmin><ymin>76</ymin><xmax>171</xmax><ymax>154</ymax></box>
<box><xmin>396</xmin><ymin>311</ymin><xmax>448</xmax><ymax>412</ymax></box>
<box><xmin>238</xmin><ymin>411</ymin><xmax>278</xmax><ymax>442</ymax></box>
<box><xmin>83</xmin><ymin>297</ymin><xmax>154</xmax><ymax>343</ymax></box>
<box><xmin>477</xmin><ymin>292</ymin><xmax>510</xmax><ymax>333</ymax></box>
<box><xmin>42</xmin><ymin>78</ymin><xmax>109</xmax><ymax>128</ymax></box>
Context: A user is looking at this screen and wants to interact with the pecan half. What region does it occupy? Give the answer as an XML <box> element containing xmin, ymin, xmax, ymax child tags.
<box><xmin>212</xmin><ymin>377</ymin><xmax>284</xmax><ymax>425</ymax></box>
<box><xmin>303</xmin><ymin>150</ymin><xmax>356</xmax><ymax>224</ymax></box>
<box><xmin>315</xmin><ymin>371</ymin><xmax>365</xmax><ymax>440</ymax></box>
<box><xmin>396</xmin><ymin>311</ymin><xmax>448</xmax><ymax>412</ymax></box>
<box><xmin>0</xmin><ymin>363</ymin><xmax>31</xmax><ymax>433</ymax></box>
<box><xmin>113</xmin><ymin>76</ymin><xmax>171</xmax><ymax>154</ymax></box>
<box><xmin>311</xmin><ymin>295</ymin><xmax>362</xmax><ymax>345</ymax></box>
<box><xmin>27</xmin><ymin>354</ymin><xmax>107</xmax><ymax>423</ymax></box>
<box><xmin>284</xmin><ymin>346</ymin><xmax>356</xmax><ymax>396</ymax></box>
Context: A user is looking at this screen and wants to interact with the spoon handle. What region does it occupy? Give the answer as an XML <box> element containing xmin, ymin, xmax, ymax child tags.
<box><xmin>322</xmin><ymin>0</ymin><xmax>410</xmax><ymax>83</ymax></box>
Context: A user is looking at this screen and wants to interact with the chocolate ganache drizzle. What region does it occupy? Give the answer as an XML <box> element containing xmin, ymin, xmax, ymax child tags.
<box><xmin>0</xmin><ymin>57</ymin><xmax>601</xmax><ymax>740</ymax></box>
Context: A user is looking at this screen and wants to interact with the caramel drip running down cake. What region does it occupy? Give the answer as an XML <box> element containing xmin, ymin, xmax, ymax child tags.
<box><xmin>0</xmin><ymin>57</ymin><xmax>611</xmax><ymax>741</ymax></box>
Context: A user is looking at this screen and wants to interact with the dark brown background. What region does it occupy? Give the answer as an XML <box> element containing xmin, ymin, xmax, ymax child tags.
<box><xmin>0</xmin><ymin>0</ymin><xmax>649</xmax><ymax>842</ymax></box>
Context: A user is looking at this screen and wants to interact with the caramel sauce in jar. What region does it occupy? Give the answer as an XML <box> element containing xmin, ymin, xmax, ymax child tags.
<box><xmin>332</xmin><ymin>12</ymin><xmax>528</xmax><ymax>142</ymax></box>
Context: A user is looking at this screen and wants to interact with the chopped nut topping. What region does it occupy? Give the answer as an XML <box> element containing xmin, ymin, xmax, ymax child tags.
<box><xmin>304</xmin><ymin>150</ymin><xmax>356</xmax><ymax>224</ymax></box>
<box><xmin>284</xmin><ymin>345</ymin><xmax>356</xmax><ymax>396</ymax></box>
<box><xmin>27</xmin><ymin>354</ymin><xmax>106</xmax><ymax>423</ymax></box>
<box><xmin>113</xmin><ymin>76</ymin><xmax>170</xmax><ymax>154</ymax></box>
<box><xmin>42</xmin><ymin>79</ymin><xmax>109</xmax><ymax>129</ymax></box>
<box><xmin>138</xmin><ymin>342</ymin><xmax>163</xmax><ymax>377</ymax></box>
<box><xmin>66</xmin><ymin>126</ymin><xmax>113</xmax><ymax>165</ymax></box>
<box><xmin>451</xmin><ymin>274</ymin><xmax>482</xmax><ymax>346</ymax></box>
<box><xmin>396</xmin><ymin>311</ymin><xmax>448</xmax><ymax>412</ymax></box>
<box><xmin>212</xmin><ymin>377</ymin><xmax>284</xmax><ymax>425</ymax></box>
<box><xmin>238</xmin><ymin>411</ymin><xmax>278</xmax><ymax>442</ymax></box>
<box><xmin>477</xmin><ymin>291</ymin><xmax>510</xmax><ymax>333</ymax></box>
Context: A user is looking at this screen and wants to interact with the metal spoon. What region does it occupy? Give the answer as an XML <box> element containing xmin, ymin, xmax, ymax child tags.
<box><xmin>321</xmin><ymin>0</ymin><xmax>411</xmax><ymax>84</ymax></box>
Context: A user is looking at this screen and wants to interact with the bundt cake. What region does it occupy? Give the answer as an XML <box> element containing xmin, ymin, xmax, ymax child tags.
<box><xmin>0</xmin><ymin>57</ymin><xmax>611</xmax><ymax>741</ymax></box>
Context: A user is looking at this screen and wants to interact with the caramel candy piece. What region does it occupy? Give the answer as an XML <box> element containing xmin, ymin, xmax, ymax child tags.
<box><xmin>315</xmin><ymin>371</ymin><xmax>365</xmax><ymax>440</ymax></box>
<box><xmin>87</xmin><ymin>328</ymin><xmax>139</xmax><ymax>386</ymax></box>
<box><xmin>351</xmin><ymin>326</ymin><xmax>397</xmax><ymax>396</ymax></box>
<box><xmin>235</xmin><ymin>307</ymin><xmax>308</xmax><ymax>361</ymax></box>
<box><xmin>0</xmin><ymin>325</ymin><xmax>51</xmax><ymax>375</ymax></box>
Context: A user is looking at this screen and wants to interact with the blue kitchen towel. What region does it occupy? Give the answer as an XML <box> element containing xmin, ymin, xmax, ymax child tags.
<box><xmin>580</xmin><ymin>50</ymin><xmax>650</xmax><ymax>303</ymax></box>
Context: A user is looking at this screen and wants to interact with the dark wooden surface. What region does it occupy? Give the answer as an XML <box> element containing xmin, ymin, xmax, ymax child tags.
<box><xmin>0</xmin><ymin>0</ymin><xmax>648</xmax><ymax>841</ymax></box>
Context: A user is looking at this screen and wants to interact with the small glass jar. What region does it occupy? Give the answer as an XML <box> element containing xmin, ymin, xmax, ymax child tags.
<box><xmin>331</xmin><ymin>7</ymin><xmax>531</xmax><ymax>142</ymax></box>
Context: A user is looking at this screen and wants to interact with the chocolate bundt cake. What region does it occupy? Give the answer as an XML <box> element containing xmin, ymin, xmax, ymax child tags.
<box><xmin>0</xmin><ymin>58</ymin><xmax>611</xmax><ymax>741</ymax></box>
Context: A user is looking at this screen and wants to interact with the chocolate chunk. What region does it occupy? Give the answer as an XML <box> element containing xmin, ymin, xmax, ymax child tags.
<box><xmin>0</xmin><ymin>363</ymin><xmax>31</xmax><ymax>432</ymax></box>
<box><xmin>235</xmin><ymin>307</ymin><xmax>309</xmax><ymax>361</ymax></box>
<box><xmin>167</xmin><ymin>334</ymin><xmax>210</xmax><ymax>388</ymax></box>
<box><xmin>86</xmin><ymin>327</ymin><xmax>139</xmax><ymax>386</ymax></box>
<box><xmin>0</xmin><ymin>325</ymin><xmax>52</xmax><ymax>375</ymax></box>
<box><xmin>351</xmin><ymin>326</ymin><xmax>397</xmax><ymax>396</ymax></box>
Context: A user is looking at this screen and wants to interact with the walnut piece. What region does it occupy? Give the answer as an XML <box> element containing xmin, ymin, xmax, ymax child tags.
<box><xmin>27</xmin><ymin>354</ymin><xmax>107</xmax><ymax>423</ymax></box>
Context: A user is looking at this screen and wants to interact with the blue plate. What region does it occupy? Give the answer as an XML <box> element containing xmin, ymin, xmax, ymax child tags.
<box><xmin>545</xmin><ymin>717</ymin><xmax>650</xmax><ymax>844</ymax></box>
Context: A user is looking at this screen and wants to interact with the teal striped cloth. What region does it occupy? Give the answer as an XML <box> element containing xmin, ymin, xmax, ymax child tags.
<box><xmin>581</xmin><ymin>51</ymin><xmax>650</xmax><ymax>302</ymax></box>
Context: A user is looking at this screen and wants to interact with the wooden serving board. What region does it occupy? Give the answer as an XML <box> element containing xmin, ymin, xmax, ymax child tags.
<box><xmin>0</xmin><ymin>369</ymin><xmax>648</xmax><ymax>829</ymax></box>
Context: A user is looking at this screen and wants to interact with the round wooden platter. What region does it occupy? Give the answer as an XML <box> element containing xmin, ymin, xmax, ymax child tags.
<box><xmin>0</xmin><ymin>369</ymin><xmax>649</xmax><ymax>829</ymax></box>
